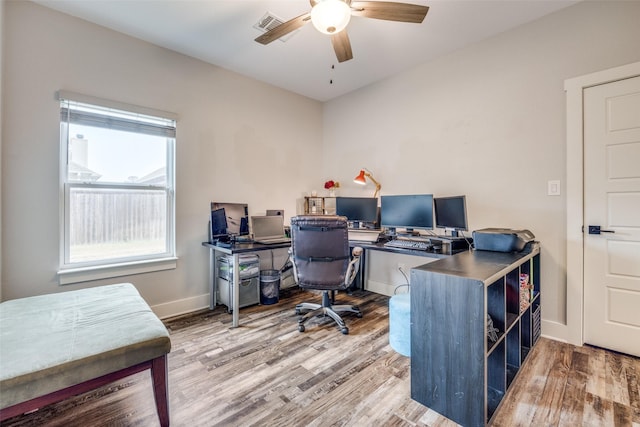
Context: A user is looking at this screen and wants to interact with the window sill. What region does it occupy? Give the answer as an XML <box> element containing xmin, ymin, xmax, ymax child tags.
<box><xmin>58</xmin><ymin>257</ymin><xmax>178</xmax><ymax>285</ymax></box>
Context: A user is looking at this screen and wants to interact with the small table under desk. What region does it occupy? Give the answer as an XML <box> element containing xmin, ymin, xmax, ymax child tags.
<box><xmin>202</xmin><ymin>241</ymin><xmax>291</xmax><ymax>328</ymax></box>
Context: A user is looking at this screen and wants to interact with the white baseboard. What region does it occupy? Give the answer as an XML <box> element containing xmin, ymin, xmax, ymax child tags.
<box><xmin>365</xmin><ymin>279</ymin><xmax>395</xmax><ymax>297</ymax></box>
<box><xmin>541</xmin><ymin>319</ymin><xmax>572</xmax><ymax>344</ymax></box>
<box><xmin>151</xmin><ymin>293</ymin><xmax>210</xmax><ymax>320</ymax></box>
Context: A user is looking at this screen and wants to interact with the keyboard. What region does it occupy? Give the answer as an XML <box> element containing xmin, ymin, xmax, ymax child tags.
<box><xmin>383</xmin><ymin>239</ymin><xmax>432</xmax><ymax>251</ymax></box>
<box><xmin>255</xmin><ymin>237</ymin><xmax>291</xmax><ymax>245</ymax></box>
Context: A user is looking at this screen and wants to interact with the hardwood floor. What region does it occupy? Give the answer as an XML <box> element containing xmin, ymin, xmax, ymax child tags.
<box><xmin>3</xmin><ymin>289</ymin><xmax>639</xmax><ymax>426</ymax></box>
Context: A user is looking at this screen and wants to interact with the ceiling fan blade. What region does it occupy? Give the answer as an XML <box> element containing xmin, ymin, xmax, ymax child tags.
<box><xmin>350</xmin><ymin>1</ymin><xmax>429</xmax><ymax>23</ymax></box>
<box><xmin>255</xmin><ymin>12</ymin><xmax>312</xmax><ymax>45</ymax></box>
<box><xmin>331</xmin><ymin>30</ymin><xmax>353</xmax><ymax>63</ymax></box>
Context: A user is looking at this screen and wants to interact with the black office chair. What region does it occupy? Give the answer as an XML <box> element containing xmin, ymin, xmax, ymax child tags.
<box><xmin>289</xmin><ymin>215</ymin><xmax>363</xmax><ymax>335</ymax></box>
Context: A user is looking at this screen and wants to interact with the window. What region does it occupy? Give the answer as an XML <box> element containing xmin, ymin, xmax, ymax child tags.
<box><xmin>58</xmin><ymin>92</ymin><xmax>176</xmax><ymax>282</ymax></box>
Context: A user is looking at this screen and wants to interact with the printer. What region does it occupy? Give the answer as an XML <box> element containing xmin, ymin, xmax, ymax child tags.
<box><xmin>472</xmin><ymin>228</ymin><xmax>535</xmax><ymax>252</ymax></box>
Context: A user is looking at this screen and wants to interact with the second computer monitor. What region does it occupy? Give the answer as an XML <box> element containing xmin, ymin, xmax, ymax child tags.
<box><xmin>434</xmin><ymin>195</ymin><xmax>468</xmax><ymax>237</ymax></box>
<box><xmin>380</xmin><ymin>194</ymin><xmax>433</xmax><ymax>234</ymax></box>
<box><xmin>335</xmin><ymin>197</ymin><xmax>378</xmax><ymax>224</ymax></box>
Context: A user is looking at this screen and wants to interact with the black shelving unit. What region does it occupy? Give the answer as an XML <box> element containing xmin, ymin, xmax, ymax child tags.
<box><xmin>410</xmin><ymin>244</ymin><xmax>541</xmax><ymax>427</ymax></box>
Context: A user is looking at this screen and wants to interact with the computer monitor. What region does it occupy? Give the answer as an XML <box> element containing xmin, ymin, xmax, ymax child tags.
<box><xmin>434</xmin><ymin>195</ymin><xmax>468</xmax><ymax>237</ymax></box>
<box><xmin>380</xmin><ymin>194</ymin><xmax>433</xmax><ymax>235</ymax></box>
<box><xmin>335</xmin><ymin>197</ymin><xmax>378</xmax><ymax>225</ymax></box>
<box><xmin>210</xmin><ymin>202</ymin><xmax>249</xmax><ymax>236</ymax></box>
<box><xmin>210</xmin><ymin>208</ymin><xmax>228</xmax><ymax>241</ymax></box>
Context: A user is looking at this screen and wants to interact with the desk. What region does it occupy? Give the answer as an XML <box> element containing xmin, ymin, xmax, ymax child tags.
<box><xmin>202</xmin><ymin>238</ymin><xmax>470</xmax><ymax>326</ymax></box>
<box><xmin>350</xmin><ymin>240</ymin><xmax>465</xmax><ymax>292</ymax></box>
<box><xmin>410</xmin><ymin>244</ymin><xmax>541</xmax><ymax>426</ymax></box>
<box><xmin>202</xmin><ymin>241</ymin><xmax>290</xmax><ymax>327</ymax></box>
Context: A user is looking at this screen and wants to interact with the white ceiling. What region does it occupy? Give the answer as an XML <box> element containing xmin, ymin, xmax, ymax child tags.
<box><xmin>34</xmin><ymin>0</ymin><xmax>579</xmax><ymax>102</ymax></box>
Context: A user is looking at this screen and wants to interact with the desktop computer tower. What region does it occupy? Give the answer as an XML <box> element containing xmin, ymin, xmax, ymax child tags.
<box><xmin>217</xmin><ymin>254</ymin><xmax>260</xmax><ymax>312</ymax></box>
<box><xmin>430</xmin><ymin>236</ymin><xmax>472</xmax><ymax>255</ymax></box>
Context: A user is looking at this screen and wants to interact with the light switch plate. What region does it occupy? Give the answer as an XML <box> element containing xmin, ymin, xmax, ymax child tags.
<box><xmin>548</xmin><ymin>180</ymin><xmax>561</xmax><ymax>196</ymax></box>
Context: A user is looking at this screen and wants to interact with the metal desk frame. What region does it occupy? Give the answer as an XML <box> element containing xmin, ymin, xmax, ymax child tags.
<box><xmin>203</xmin><ymin>238</ymin><xmax>464</xmax><ymax>327</ymax></box>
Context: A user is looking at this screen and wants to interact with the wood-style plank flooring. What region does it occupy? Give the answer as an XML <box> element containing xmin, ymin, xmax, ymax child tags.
<box><xmin>2</xmin><ymin>289</ymin><xmax>639</xmax><ymax>426</ymax></box>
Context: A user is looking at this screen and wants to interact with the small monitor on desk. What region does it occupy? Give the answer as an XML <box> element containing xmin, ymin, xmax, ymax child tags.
<box><xmin>210</xmin><ymin>208</ymin><xmax>228</xmax><ymax>241</ymax></box>
<box><xmin>336</xmin><ymin>197</ymin><xmax>378</xmax><ymax>228</ymax></box>
<box><xmin>381</xmin><ymin>194</ymin><xmax>433</xmax><ymax>235</ymax></box>
<box><xmin>211</xmin><ymin>202</ymin><xmax>249</xmax><ymax>236</ymax></box>
<box><xmin>434</xmin><ymin>195</ymin><xmax>468</xmax><ymax>238</ymax></box>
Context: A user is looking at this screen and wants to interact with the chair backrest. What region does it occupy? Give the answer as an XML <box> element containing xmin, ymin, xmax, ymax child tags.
<box><xmin>290</xmin><ymin>215</ymin><xmax>350</xmax><ymax>291</ymax></box>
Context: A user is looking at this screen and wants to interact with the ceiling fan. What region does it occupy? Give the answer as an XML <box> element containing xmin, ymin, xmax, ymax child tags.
<box><xmin>254</xmin><ymin>0</ymin><xmax>429</xmax><ymax>63</ymax></box>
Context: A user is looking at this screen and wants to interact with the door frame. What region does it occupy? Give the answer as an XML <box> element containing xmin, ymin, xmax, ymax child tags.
<box><xmin>564</xmin><ymin>61</ymin><xmax>640</xmax><ymax>346</ymax></box>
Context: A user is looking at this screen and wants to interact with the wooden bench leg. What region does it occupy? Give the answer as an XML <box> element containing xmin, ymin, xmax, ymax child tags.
<box><xmin>0</xmin><ymin>357</ymin><xmax>170</xmax><ymax>424</ymax></box>
<box><xmin>151</xmin><ymin>355</ymin><xmax>170</xmax><ymax>427</ymax></box>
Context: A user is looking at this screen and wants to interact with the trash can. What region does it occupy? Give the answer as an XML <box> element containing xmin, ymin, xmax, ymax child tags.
<box><xmin>389</xmin><ymin>292</ymin><xmax>411</xmax><ymax>357</ymax></box>
<box><xmin>260</xmin><ymin>270</ymin><xmax>280</xmax><ymax>305</ymax></box>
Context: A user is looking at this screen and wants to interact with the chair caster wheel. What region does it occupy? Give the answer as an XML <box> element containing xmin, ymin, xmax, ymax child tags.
<box><xmin>341</xmin><ymin>327</ymin><xmax>349</xmax><ymax>335</ymax></box>
<box><xmin>298</xmin><ymin>324</ymin><xmax>305</xmax><ymax>332</ymax></box>
<box><xmin>356</xmin><ymin>313</ymin><xmax>363</xmax><ymax>318</ymax></box>
<box><xmin>295</xmin><ymin>309</ymin><xmax>302</xmax><ymax>315</ymax></box>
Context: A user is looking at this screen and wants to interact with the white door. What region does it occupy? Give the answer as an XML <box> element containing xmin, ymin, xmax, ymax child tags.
<box><xmin>583</xmin><ymin>76</ymin><xmax>640</xmax><ymax>357</ymax></box>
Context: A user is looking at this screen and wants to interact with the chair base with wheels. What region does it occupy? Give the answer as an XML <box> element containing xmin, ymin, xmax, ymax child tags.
<box><xmin>295</xmin><ymin>291</ymin><xmax>362</xmax><ymax>335</ymax></box>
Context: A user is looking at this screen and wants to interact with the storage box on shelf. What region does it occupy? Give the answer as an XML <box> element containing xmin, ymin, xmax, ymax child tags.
<box><xmin>303</xmin><ymin>196</ymin><xmax>336</xmax><ymax>215</ymax></box>
<box><xmin>410</xmin><ymin>244</ymin><xmax>540</xmax><ymax>427</ymax></box>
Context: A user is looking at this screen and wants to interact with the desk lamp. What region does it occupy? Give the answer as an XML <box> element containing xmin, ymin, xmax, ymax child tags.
<box><xmin>354</xmin><ymin>168</ymin><xmax>381</xmax><ymax>198</ymax></box>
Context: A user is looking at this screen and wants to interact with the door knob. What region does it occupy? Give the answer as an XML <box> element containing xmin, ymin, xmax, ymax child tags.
<box><xmin>588</xmin><ymin>225</ymin><xmax>615</xmax><ymax>235</ymax></box>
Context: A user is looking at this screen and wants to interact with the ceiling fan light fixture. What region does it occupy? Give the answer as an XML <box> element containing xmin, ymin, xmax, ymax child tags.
<box><xmin>311</xmin><ymin>0</ymin><xmax>351</xmax><ymax>35</ymax></box>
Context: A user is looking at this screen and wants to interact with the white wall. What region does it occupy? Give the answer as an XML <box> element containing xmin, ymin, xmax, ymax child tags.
<box><xmin>0</xmin><ymin>0</ymin><xmax>4</xmax><ymax>302</ymax></box>
<box><xmin>3</xmin><ymin>1</ymin><xmax>640</xmax><ymax>338</ymax></box>
<box><xmin>322</xmin><ymin>0</ymin><xmax>640</xmax><ymax>342</ymax></box>
<box><xmin>1</xmin><ymin>1</ymin><xmax>322</xmax><ymax>314</ymax></box>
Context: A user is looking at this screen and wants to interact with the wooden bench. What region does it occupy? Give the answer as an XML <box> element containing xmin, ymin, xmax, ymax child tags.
<box><xmin>0</xmin><ymin>283</ymin><xmax>171</xmax><ymax>426</ymax></box>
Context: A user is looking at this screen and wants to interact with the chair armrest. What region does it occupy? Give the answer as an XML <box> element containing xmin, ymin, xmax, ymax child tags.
<box><xmin>345</xmin><ymin>246</ymin><xmax>363</xmax><ymax>287</ymax></box>
<box><xmin>288</xmin><ymin>247</ymin><xmax>299</xmax><ymax>284</ymax></box>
